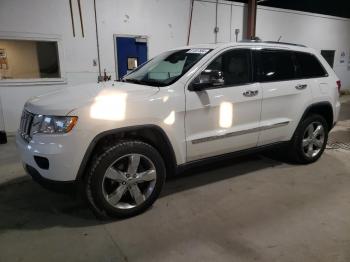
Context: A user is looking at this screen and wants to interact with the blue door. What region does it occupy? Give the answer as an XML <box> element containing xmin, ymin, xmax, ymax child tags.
<box><xmin>116</xmin><ymin>37</ymin><xmax>148</xmax><ymax>79</ymax></box>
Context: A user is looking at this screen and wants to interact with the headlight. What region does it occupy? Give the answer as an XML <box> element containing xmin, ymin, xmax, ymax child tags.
<box><xmin>30</xmin><ymin>115</ymin><xmax>78</xmax><ymax>136</ymax></box>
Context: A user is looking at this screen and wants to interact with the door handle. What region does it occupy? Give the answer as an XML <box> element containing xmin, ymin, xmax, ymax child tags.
<box><xmin>243</xmin><ymin>90</ymin><xmax>259</xmax><ymax>97</ymax></box>
<box><xmin>295</xmin><ymin>84</ymin><xmax>307</xmax><ymax>90</ymax></box>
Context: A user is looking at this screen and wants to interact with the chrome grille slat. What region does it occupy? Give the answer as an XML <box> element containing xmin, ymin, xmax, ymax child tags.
<box><xmin>19</xmin><ymin>110</ymin><xmax>34</xmax><ymax>142</ymax></box>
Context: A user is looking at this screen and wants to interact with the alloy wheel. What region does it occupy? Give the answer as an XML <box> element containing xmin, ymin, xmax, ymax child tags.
<box><xmin>302</xmin><ymin>121</ymin><xmax>325</xmax><ymax>158</ymax></box>
<box><xmin>102</xmin><ymin>154</ymin><xmax>157</xmax><ymax>209</ymax></box>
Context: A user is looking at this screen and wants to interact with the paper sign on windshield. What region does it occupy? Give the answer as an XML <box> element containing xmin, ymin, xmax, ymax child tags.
<box><xmin>186</xmin><ymin>49</ymin><xmax>210</xmax><ymax>54</ymax></box>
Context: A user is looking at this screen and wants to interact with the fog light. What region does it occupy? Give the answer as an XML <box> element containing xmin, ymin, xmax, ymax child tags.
<box><xmin>34</xmin><ymin>156</ymin><xmax>49</xmax><ymax>170</ymax></box>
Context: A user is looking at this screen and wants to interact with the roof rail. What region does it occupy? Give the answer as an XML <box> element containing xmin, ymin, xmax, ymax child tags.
<box><xmin>263</xmin><ymin>41</ymin><xmax>307</xmax><ymax>47</ymax></box>
<box><xmin>240</xmin><ymin>39</ymin><xmax>306</xmax><ymax>48</ymax></box>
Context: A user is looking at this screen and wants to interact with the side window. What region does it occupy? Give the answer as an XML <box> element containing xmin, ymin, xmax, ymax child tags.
<box><xmin>0</xmin><ymin>39</ymin><xmax>61</xmax><ymax>80</ymax></box>
<box><xmin>294</xmin><ymin>52</ymin><xmax>327</xmax><ymax>78</ymax></box>
<box><xmin>257</xmin><ymin>50</ymin><xmax>295</xmax><ymax>82</ymax></box>
<box><xmin>206</xmin><ymin>49</ymin><xmax>251</xmax><ymax>86</ymax></box>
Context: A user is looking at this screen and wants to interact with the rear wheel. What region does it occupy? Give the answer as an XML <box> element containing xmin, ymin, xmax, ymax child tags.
<box><xmin>288</xmin><ymin>114</ymin><xmax>328</xmax><ymax>164</ymax></box>
<box><xmin>84</xmin><ymin>141</ymin><xmax>166</xmax><ymax>218</ymax></box>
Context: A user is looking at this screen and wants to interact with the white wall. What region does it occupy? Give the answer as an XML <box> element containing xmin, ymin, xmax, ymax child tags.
<box><xmin>0</xmin><ymin>0</ymin><xmax>194</xmax><ymax>132</ymax></box>
<box><xmin>256</xmin><ymin>6</ymin><xmax>350</xmax><ymax>91</ymax></box>
<box><xmin>0</xmin><ymin>0</ymin><xmax>349</xmax><ymax>132</ymax></box>
<box><xmin>0</xmin><ymin>0</ymin><xmax>100</xmax><ymax>132</ymax></box>
<box><xmin>190</xmin><ymin>0</ymin><xmax>350</xmax><ymax>90</ymax></box>
<box><xmin>190</xmin><ymin>1</ymin><xmax>247</xmax><ymax>44</ymax></box>
<box><xmin>96</xmin><ymin>0</ymin><xmax>191</xmax><ymax>78</ymax></box>
<box><xmin>0</xmin><ymin>96</ymin><xmax>5</xmax><ymax>132</ymax></box>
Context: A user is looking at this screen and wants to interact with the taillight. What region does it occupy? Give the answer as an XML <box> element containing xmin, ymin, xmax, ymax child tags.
<box><xmin>336</xmin><ymin>80</ymin><xmax>341</xmax><ymax>93</ymax></box>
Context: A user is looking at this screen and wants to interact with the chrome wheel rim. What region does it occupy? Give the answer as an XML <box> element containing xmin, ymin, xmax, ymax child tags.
<box><xmin>102</xmin><ymin>154</ymin><xmax>157</xmax><ymax>209</ymax></box>
<box><xmin>302</xmin><ymin>121</ymin><xmax>325</xmax><ymax>158</ymax></box>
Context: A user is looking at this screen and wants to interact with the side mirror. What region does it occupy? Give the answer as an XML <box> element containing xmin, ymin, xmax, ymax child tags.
<box><xmin>189</xmin><ymin>70</ymin><xmax>224</xmax><ymax>91</ymax></box>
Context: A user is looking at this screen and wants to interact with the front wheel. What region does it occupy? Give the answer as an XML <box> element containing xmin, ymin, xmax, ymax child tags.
<box><xmin>288</xmin><ymin>114</ymin><xmax>329</xmax><ymax>164</ymax></box>
<box><xmin>84</xmin><ymin>141</ymin><xmax>166</xmax><ymax>218</ymax></box>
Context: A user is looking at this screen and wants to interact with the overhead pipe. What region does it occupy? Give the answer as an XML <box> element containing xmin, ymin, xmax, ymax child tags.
<box><xmin>214</xmin><ymin>0</ymin><xmax>219</xmax><ymax>43</ymax></box>
<box><xmin>77</xmin><ymin>0</ymin><xmax>85</xmax><ymax>37</ymax></box>
<box><xmin>246</xmin><ymin>0</ymin><xmax>257</xmax><ymax>39</ymax></box>
<box><xmin>187</xmin><ymin>0</ymin><xmax>194</xmax><ymax>45</ymax></box>
<box><xmin>68</xmin><ymin>0</ymin><xmax>75</xmax><ymax>37</ymax></box>
<box><xmin>93</xmin><ymin>0</ymin><xmax>102</xmax><ymax>81</ymax></box>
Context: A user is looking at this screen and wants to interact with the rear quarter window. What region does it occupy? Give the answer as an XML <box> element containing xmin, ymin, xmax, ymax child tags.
<box><xmin>294</xmin><ymin>52</ymin><xmax>328</xmax><ymax>78</ymax></box>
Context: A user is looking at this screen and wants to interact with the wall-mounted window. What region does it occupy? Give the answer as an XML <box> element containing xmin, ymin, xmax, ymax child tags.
<box><xmin>321</xmin><ymin>50</ymin><xmax>335</xmax><ymax>68</ymax></box>
<box><xmin>0</xmin><ymin>39</ymin><xmax>60</xmax><ymax>81</ymax></box>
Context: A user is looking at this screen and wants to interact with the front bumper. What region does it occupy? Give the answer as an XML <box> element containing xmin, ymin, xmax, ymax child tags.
<box><xmin>16</xmin><ymin>131</ymin><xmax>88</xmax><ymax>182</ymax></box>
<box><xmin>24</xmin><ymin>164</ymin><xmax>76</xmax><ymax>193</ymax></box>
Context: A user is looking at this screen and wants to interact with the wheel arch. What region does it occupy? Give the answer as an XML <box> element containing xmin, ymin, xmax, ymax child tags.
<box><xmin>76</xmin><ymin>125</ymin><xmax>178</xmax><ymax>182</ymax></box>
<box><xmin>300</xmin><ymin>101</ymin><xmax>334</xmax><ymax>130</ymax></box>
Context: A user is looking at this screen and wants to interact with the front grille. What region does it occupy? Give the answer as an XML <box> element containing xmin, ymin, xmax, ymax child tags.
<box><xmin>19</xmin><ymin>110</ymin><xmax>34</xmax><ymax>142</ymax></box>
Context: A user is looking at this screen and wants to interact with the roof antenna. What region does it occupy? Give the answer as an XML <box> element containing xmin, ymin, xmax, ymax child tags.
<box><xmin>277</xmin><ymin>36</ymin><xmax>282</xmax><ymax>42</ymax></box>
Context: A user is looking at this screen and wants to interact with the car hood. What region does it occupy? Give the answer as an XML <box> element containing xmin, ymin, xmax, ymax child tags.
<box><xmin>25</xmin><ymin>81</ymin><xmax>160</xmax><ymax>115</ymax></box>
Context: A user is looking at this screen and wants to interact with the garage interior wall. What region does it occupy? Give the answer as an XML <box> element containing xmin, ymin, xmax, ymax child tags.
<box><xmin>0</xmin><ymin>0</ymin><xmax>349</xmax><ymax>133</ymax></box>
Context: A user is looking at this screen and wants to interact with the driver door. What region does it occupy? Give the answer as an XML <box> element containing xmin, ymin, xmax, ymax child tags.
<box><xmin>185</xmin><ymin>48</ymin><xmax>262</xmax><ymax>161</ymax></box>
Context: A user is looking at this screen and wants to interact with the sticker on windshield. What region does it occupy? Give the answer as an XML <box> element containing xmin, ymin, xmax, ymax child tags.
<box><xmin>187</xmin><ymin>48</ymin><xmax>210</xmax><ymax>54</ymax></box>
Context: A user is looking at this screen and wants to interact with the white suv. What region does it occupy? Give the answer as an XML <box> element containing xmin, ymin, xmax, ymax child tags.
<box><xmin>17</xmin><ymin>41</ymin><xmax>341</xmax><ymax>218</ymax></box>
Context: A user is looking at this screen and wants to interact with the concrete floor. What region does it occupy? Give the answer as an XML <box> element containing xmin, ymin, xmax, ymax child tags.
<box><xmin>0</xmin><ymin>98</ymin><xmax>349</xmax><ymax>262</ymax></box>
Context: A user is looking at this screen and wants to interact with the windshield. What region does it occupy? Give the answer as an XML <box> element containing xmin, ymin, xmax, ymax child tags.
<box><xmin>123</xmin><ymin>48</ymin><xmax>212</xmax><ymax>86</ymax></box>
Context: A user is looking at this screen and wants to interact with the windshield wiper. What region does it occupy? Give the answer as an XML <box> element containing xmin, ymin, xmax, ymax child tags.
<box><xmin>123</xmin><ymin>78</ymin><xmax>142</xmax><ymax>84</ymax></box>
<box><xmin>123</xmin><ymin>78</ymin><xmax>166</xmax><ymax>87</ymax></box>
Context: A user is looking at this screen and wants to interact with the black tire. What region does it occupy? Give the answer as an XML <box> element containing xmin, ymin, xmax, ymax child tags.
<box><xmin>84</xmin><ymin>140</ymin><xmax>166</xmax><ymax>219</ymax></box>
<box><xmin>288</xmin><ymin>114</ymin><xmax>329</xmax><ymax>164</ymax></box>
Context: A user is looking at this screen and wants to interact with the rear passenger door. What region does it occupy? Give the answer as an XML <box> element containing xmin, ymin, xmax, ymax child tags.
<box><xmin>294</xmin><ymin>52</ymin><xmax>330</xmax><ymax>102</ymax></box>
<box><xmin>255</xmin><ymin>49</ymin><xmax>313</xmax><ymax>146</ymax></box>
